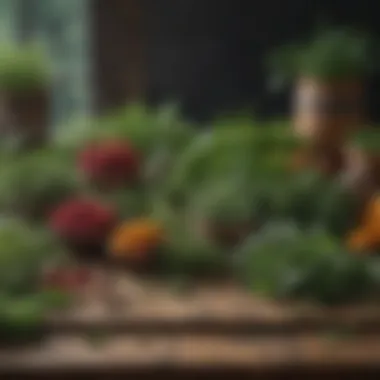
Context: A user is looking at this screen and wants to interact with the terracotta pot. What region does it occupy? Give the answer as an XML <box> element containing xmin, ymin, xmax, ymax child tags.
<box><xmin>2</xmin><ymin>88</ymin><xmax>49</xmax><ymax>148</ymax></box>
<box><xmin>293</xmin><ymin>77</ymin><xmax>364</xmax><ymax>148</ymax></box>
<box><xmin>341</xmin><ymin>147</ymin><xmax>380</xmax><ymax>201</ymax></box>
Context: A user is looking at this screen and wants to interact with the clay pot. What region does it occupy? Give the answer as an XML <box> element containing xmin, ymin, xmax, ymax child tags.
<box><xmin>293</xmin><ymin>77</ymin><xmax>364</xmax><ymax>148</ymax></box>
<box><xmin>1</xmin><ymin>88</ymin><xmax>49</xmax><ymax>148</ymax></box>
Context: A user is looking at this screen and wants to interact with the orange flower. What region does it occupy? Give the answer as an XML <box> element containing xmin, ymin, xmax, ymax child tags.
<box><xmin>109</xmin><ymin>219</ymin><xmax>164</xmax><ymax>260</ymax></box>
<box><xmin>360</xmin><ymin>195</ymin><xmax>380</xmax><ymax>242</ymax></box>
<box><xmin>347</xmin><ymin>195</ymin><xmax>380</xmax><ymax>253</ymax></box>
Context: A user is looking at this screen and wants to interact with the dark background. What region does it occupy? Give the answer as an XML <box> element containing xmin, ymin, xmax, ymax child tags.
<box><xmin>142</xmin><ymin>0</ymin><xmax>379</xmax><ymax>122</ymax></box>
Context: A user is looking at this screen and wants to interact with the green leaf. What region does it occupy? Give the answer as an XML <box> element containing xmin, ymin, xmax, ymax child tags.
<box><xmin>235</xmin><ymin>223</ymin><xmax>379</xmax><ymax>305</ymax></box>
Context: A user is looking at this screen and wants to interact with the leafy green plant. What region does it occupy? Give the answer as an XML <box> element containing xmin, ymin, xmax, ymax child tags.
<box><xmin>166</xmin><ymin>119</ymin><xmax>297</xmax><ymax>204</ymax></box>
<box><xmin>0</xmin><ymin>219</ymin><xmax>63</xmax><ymax>295</ymax></box>
<box><xmin>278</xmin><ymin>171</ymin><xmax>362</xmax><ymax>237</ymax></box>
<box><xmin>0</xmin><ymin>294</ymin><xmax>46</xmax><ymax>344</ymax></box>
<box><xmin>267</xmin><ymin>28</ymin><xmax>374</xmax><ymax>83</ymax></box>
<box><xmin>0</xmin><ymin>44</ymin><xmax>51</xmax><ymax>92</ymax></box>
<box><xmin>0</xmin><ymin>290</ymin><xmax>71</xmax><ymax>345</ymax></box>
<box><xmin>58</xmin><ymin>104</ymin><xmax>194</xmax><ymax>155</ymax></box>
<box><xmin>0</xmin><ymin>219</ymin><xmax>71</xmax><ymax>345</ymax></box>
<box><xmin>161</xmin><ymin>222</ymin><xmax>227</xmax><ymax>279</ymax></box>
<box><xmin>0</xmin><ymin>148</ymin><xmax>79</xmax><ymax>220</ymax></box>
<box><xmin>147</xmin><ymin>197</ymin><xmax>226</xmax><ymax>278</ymax></box>
<box><xmin>188</xmin><ymin>179</ymin><xmax>277</xmax><ymax>233</ymax></box>
<box><xmin>235</xmin><ymin>223</ymin><xmax>380</xmax><ymax>305</ymax></box>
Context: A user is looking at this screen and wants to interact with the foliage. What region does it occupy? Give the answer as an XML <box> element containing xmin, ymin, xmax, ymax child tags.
<box><xmin>0</xmin><ymin>101</ymin><xmax>378</xmax><ymax>309</ymax></box>
<box><xmin>58</xmin><ymin>104</ymin><xmax>194</xmax><ymax>155</ymax></box>
<box><xmin>0</xmin><ymin>44</ymin><xmax>51</xmax><ymax>92</ymax></box>
<box><xmin>267</xmin><ymin>28</ymin><xmax>374</xmax><ymax>83</ymax></box>
<box><xmin>0</xmin><ymin>218</ymin><xmax>76</xmax><ymax>344</ymax></box>
<box><xmin>166</xmin><ymin>119</ymin><xmax>297</xmax><ymax>204</ymax></box>
<box><xmin>0</xmin><ymin>219</ymin><xmax>63</xmax><ymax>296</ymax></box>
<box><xmin>279</xmin><ymin>171</ymin><xmax>362</xmax><ymax>237</ymax></box>
<box><xmin>0</xmin><ymin>148</ymin><xmax>79</xmax><ymax>220</ymax></box>
<box><xmin>235</xmin><ymin>223</ymin><xmax>380</xmax><ymax>305</ymax></box>
<box><xmin>161</xmin><ymin>220</ymin><xmax>227</xmax><ymax>278</ymax></box>
<box><xmin>0</xmin><ymin>290</ymin><xmax>71</xmax><ymax>344</ymax></box>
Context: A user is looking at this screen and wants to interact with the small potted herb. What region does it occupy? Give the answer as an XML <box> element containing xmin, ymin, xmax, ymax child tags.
<box><xmin>268</xmin><ymin>28</ymin><xmax>373</xmax><ymax>148</ymax></box>
<box><xmin>0</xmin><ymin>44</ymin><xmax>51</xmax><ymax>148</ymax></box>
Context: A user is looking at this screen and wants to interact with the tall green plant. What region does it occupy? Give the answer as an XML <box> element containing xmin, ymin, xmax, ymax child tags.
<box><xmin>267</xmin><ymin>28</ymin><xmax>374</xmax><ymax>84</ymax></box>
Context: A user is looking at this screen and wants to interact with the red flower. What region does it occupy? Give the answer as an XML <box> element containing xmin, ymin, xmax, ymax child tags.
<box><xmin>49</xmin><ymin>198</ymin><xmax>117</xmax><ymax>245</ymax></box>
<box><xmin>78</xmin><ymin>140</ymin><xmax>140</xmax><ymax>188</ymax></box>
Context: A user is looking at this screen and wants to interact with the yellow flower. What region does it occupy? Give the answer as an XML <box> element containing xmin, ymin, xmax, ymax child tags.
<box><xmin>109</xmin><ymin>219</ymin><xmax>164</xmax><ymax>259</ymax></box>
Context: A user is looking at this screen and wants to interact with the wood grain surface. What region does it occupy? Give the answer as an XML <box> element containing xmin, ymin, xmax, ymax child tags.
<box><xmin>2</xmin><ymin>268</ymin><xmax>380</xmax><ymax>376</ymax></box>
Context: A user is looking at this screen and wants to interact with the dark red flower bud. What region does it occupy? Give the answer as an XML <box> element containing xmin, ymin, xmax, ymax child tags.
<box><xmin>78</xmin><ymin>140</ymin><xmax>140</xmax><ymax>188</ymax></box>
<box><xmin>49</xmin><ymin>198</ymin><xmax>117</xmax><ymax>245</ymax></box>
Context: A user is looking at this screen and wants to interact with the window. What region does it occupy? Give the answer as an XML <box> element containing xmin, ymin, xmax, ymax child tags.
<box><xmin>0</xmin><ymin>0</ymin><xmax>92</xmax><ymax>127</ymax></box>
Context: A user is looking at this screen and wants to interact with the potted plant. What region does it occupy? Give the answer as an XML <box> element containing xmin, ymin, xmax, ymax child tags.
<box><xmin>267</xmin><ymin>28</ymin><xmax>374</xmax><ymax>149</ymax></box>
<box><xmin>0</xmin><ymin>44</ymin><xmax>51</xmax><ymax>148</ymax></box>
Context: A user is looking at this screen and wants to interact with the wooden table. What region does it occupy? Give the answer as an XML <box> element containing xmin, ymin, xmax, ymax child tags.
<box><xmin>2</xmin><ymin>270</ymin><xmax>380</xmax><ymax>379</ymax></box>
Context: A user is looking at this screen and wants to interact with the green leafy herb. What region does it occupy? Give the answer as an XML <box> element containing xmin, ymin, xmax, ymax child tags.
<box><xmin>267</xmin><ymin>28</ymin><xmax>374</xmax><ymax>83</ymax></box>
<box><xmin>0</xmin><ymin>148</ymin><xmax>79</xmax><ymax>220</ymax></box>
<box><xmin>0</xmin><ymin>44</ymin><xmax>51</xmax><ymax>92</ymax></box>
<box><xmin>235</xmin><ymin>223</ymin><xmax>379</xmax><ymax>305</ymax></box>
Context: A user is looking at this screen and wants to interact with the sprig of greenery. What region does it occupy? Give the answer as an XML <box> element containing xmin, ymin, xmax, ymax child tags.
<box><xmin>235</xmin><ymin>223</ymin><xmax>380</xmax><ymax>305</ymax></box>
<box><xmin>0</xmin><ymin>219</ymin><xmax>64</xmax><ymax>295</ymax></box>
<box><xmin>0</xmin><ymin>44</ymin><xmax>51</xmax><ymax>92</ymax></box>
<box><xmin>267</xmin><ymin>28</ymin><xmax>374</xmax><ymax>83</ymax></box>
<box><xmin>0</xmin><ymin>148</ymin><xmax>79</xmax><ymax>219</ymax></box>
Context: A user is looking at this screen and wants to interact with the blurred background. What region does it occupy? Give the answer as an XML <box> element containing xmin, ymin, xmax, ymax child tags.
<box><xmin>1</xmin><ymin>0</ymin><xmax>379</xmax><ymax>125</ymax></box>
